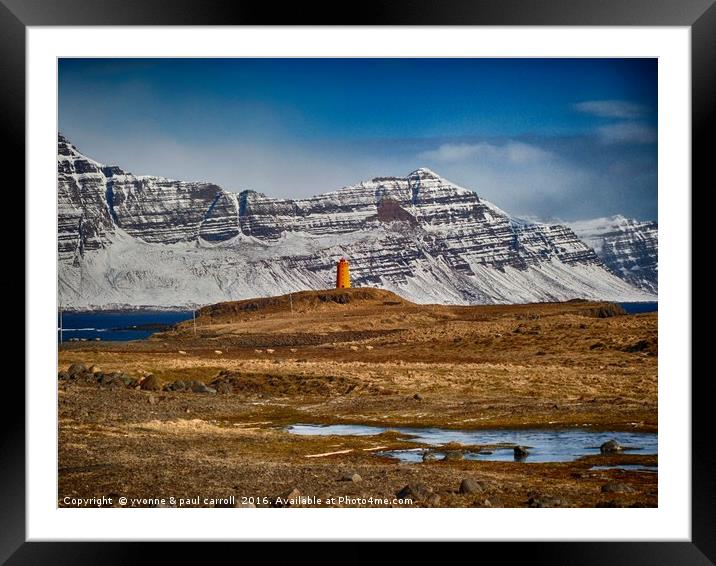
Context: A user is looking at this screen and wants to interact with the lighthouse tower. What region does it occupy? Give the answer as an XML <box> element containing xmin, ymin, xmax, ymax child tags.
<box><xmin>336</xmin><ymin>258</ymin><xmax>351</xmax><ymax>289</ymax></box>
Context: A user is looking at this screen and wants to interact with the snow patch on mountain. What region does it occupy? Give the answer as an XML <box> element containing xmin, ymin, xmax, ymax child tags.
<box><xmin>569</xmin><ymin>215</ymin><xmax>658</xmax><ymax>295</ymax></box>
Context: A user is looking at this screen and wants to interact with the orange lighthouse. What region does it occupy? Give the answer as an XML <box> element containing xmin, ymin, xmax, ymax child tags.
<box><xmin>336</xmin><ymin>258</ymin><xmax>351</xmax><ymax>289</ymax></box>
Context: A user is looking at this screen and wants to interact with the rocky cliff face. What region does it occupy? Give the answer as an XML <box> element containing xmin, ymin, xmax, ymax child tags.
<box><xmin>569</xmin><ymin>216</ymin><xmax>658</xmax><ymax>294</ymax></box>
<box><xmin>57</xmin><ymin>134</ymin><xmax>656</xmax><ymax>308</ymax></box>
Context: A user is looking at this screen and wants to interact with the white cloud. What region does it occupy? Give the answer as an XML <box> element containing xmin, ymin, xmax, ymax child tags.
<box><xmin>415</xmin><ymin>139</ymin><xmax>596</xmax><ymax>219</ymax></box>
<box><xmin>573</xmin><ymin>100</ymin><xmax>648</xmax><ymax>119</ymax></box>
<box><xmin>597</xmin><ymin>122</ymin><xmax>657</xmax><ymax>144</ymax></box>
<box><xmin>419</xmin><ymin>141</ymin><xmax>553</xmax><ymax>164</ymax></box>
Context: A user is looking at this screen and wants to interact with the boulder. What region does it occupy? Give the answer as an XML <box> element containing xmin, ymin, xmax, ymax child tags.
<box><xmin>442</xmin><ymin>450</ymin><xmax>464</xmax><ymax>462</ymax></box>
<box><xmin>273</xmin><ymin>488</ymin><xmax>301</xmax><ymax>508</ymax></box>
<box><xmin>514</xmin><ymin>446</ymin><xmax>529</xmax><ymax>459</ymax></box>
<box><xmin>191</xmin><ymin>381</ymin><xmax>216</xmax><ymax>394</ymax></box>
<box><xmin>141</xmin><ymin>375</ymin><xmax>164</xmax><ymax>391</ymax></box>
<box><xmin>600</xmin><ymin>440</ymin><xmax>624</xmax><ymax>454</ymax></box>
<box><xmin>459</xmin><ymin>478</ymin><xmax>484</xmax><ymax>495</ymax></box>
<box><xmin>215</xmin><ymin>382</ymin><xmax>232</xmax><ymax>394</ymax></box>
<box><xmin>100</xmin><ymin>373</ymin><xmax>126</xmax><ymax>388</ymax></box>
<box><xmin>527</xmin><ymin>495</ymin><xmax>568</xmax><ymax>508</ymax></box>
<box><xmin>422</xmin><ymin>452</ymin><xmax>438</xmax><ymax>462</ymax></box>
<box><xmin>57</xmin><ymin>371</ymin><xmax>70</xmax><ymax>381</ymax></box>
<box><xmin>396</xmin><ymin>483</ymin><xmax>433</xmax><ymax>502</ymax></box>
<box><xmin>340</xmin><ymin>472</ymin><xmax>362</xmax><ymax>483</ymax></box>
<box><xmin>426</xmin><ymin>494</ymin><xmax>441</xmax><ymax>506</ymax></box>
<box><xmin>67</xmin><ymin>363</ymin><xmax>87</xmax><ymax>377</ymax></box>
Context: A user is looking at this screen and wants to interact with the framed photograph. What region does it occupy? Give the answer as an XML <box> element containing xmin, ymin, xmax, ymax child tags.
<box><xmin>8</xmin><ymin>0</ymin><xmax>709</xmax><ymax>561</ymax></box>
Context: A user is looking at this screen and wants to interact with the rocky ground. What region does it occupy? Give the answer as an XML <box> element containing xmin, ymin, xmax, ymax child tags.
<box><xmin>58</xmin><ymin>288</ymin><xmax>657</xmax><ymax>508</ymax></box>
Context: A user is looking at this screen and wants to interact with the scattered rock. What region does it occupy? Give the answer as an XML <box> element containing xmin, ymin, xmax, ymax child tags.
<box><xmin>141</xmin><ymin>375</ymin><xmax>164</xmax><ymax>391</ymax></box>
<box><xmin>100</xmin><ymin>373</ymin><xmax>126</xmax><ymax>388</ymax></box>
<box><xmin>67</xmin><ymin>363</ymin><xmax>87</xmax><ymax>377</ymax></box>
<box><xmin>514</xmin><ymin>446</ymin><xmax>529</xmax><ymax>459</ymax></box>
<box><xmin>340</xmin><ymin>472</ymin><xmax>362</xmax><ymax>482</ymax></box>
<box><xmin>285</xmin><ymin>488</ymin><xmax>301</xmax><ymax>499</ymax></box>
<box><xmin>214</xmin><ymin>350</ymin><xmax>223</xmax><ymax>355</ymax></box>
<box><xmin>290</xmin><ymin>348</ymin><xmax>298</xmax><ymax>353</ymax></box>
<box><xmin>148</xmin><ymin>395</ymin><xmax>158</xmax><ymax>405</ymax></box>
<box><xmin>255</xmin><ymin>349</ymin><xmax>263</xmax><ymax>354</ymax></box>
<box><xmin>527</xmin><ymin>495</ymin><xmax>568</xmax><ymax>508</ymax></box>
<box><xmin>413</xmin><ymin>393</ymin><xmax>423</xmax><ymax>401</ymax></box>
<box><xmin>214</xmin><ymin>382</ymin><xmax>232</xmax><ymax>394</ymax></box>
<box><xmin>173</xmin><ymin>380</ymin><xmax>186</xmax><ymax>391</ymax></box>
<box><xmin>422</xmin><ymin>452</ymin><xmax>438</xmax><ymax>462</ymax></box>
<box><xmin>442</xmin><ymin>450</ymin><xmax>464</xmax><ymax>461</ymax></box>
<box><xmin>191</xmin><ymin>381</ymin><xmax>216</xmax><ymax>394</ymax></box>
<box><xmin>349</xmin><ymin>346</ymin><xmax>359</xmax><ymax>351</ymax></box>
<box><xmin>459</xmin><ymin>478</ymin><xmax>484</xmax><ymax>495</ymax></box>
<box><xmin>426</xmin><ymin>494</ymin><xmax>441</xmax><ymax>506</ymax></box>
<box><xmin>266</xmin><ymin>348</ymin><xmax>275</xmax><ymax>354</ymax></box>
<box><xmin>178</xmin><ymin>350</ymin><xmax>187</xmax><ymax>355</ymax></box>
<box><xmin>624</xmin><ymin>339</ymin><xmax>650</xmax><ymax>353</ymax></box>
<box><xmin>88</xmin><ymin>365</ymin><xmax>102</xmax><ymax>374</ymax></box>
<box><xmin>600</xmin><ymin>440</ymin><xmax>624</xmax><ymax>454</ymax></box>
<box><xmin>58</xmin><ymin>371</ymin><xmax>70</xmax><ymax>381</ymax></box>
<box><xmin>601</xmin><ymin>482</ymin><xmax>635</xmax><ymax>494</ymax></box>
<box><xmin>110</xmin><ymin>375</ymin><xmax>128</xmax><ymax>388</ymax></box>
<box><xmin>273</xmin><ymin>488</ymin><xmax>302</xmax><ymax>507</ymax></box>
<box><xmin>396</xmin><ymin>483</ymin><xmax>433</xmax><ymax>502</ymax></box>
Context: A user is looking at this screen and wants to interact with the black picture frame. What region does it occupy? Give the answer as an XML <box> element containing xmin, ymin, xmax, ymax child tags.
<box><xmin>5</xmin><ymin>0</ymin><xmax>708</xmax><ymax>562</ymax></box>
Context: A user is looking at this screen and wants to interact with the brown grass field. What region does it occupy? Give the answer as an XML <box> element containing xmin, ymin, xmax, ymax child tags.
<box><xmin>58</xmin><ymin>288</ymin><xmax>657</xmax><ymax>508</ymax></box>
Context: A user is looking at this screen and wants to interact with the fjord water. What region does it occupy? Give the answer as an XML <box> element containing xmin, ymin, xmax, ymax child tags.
<box><xmin>287</xmin><ymin>424</ymin><xmax>658</xmax><ymax>464</ymax></box>
<box><xmin>58</xmin><ymin>310</ymin><xmax>193</xmax><ymax>342</ymax></box>
<box><xmin>619</xmin><ymin>302</ymin><xmax>657</xmax><ymax>314</ymax></box>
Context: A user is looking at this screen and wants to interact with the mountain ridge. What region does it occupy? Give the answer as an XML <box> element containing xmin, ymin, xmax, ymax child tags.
<box><xmin>58</xmin><ymin>134</ymin><xmax>656</xmax><ymax>308</ymax></box>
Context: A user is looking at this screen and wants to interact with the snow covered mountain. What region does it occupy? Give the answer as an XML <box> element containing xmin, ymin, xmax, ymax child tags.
<box><xmin>58</xmin><ymin>134</ymin><xmax>656</xmax><ymax>309</ymax></box>
<box><xmin>568</xmin><ymin>216</ymin><xmax>658</xmax><ymax>295</ymax></box>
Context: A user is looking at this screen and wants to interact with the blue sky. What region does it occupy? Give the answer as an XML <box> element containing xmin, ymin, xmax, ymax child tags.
<box><xmin>59</xmin><ymin>58</ymin><xmax>657</xmax><ymax>221</ymax></box>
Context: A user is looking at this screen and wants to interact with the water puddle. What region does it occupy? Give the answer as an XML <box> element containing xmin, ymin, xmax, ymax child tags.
<box><xmin>287</xmin><ymin>424</ymin><xmax>657</xmax><ymax>463</ymax></box>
